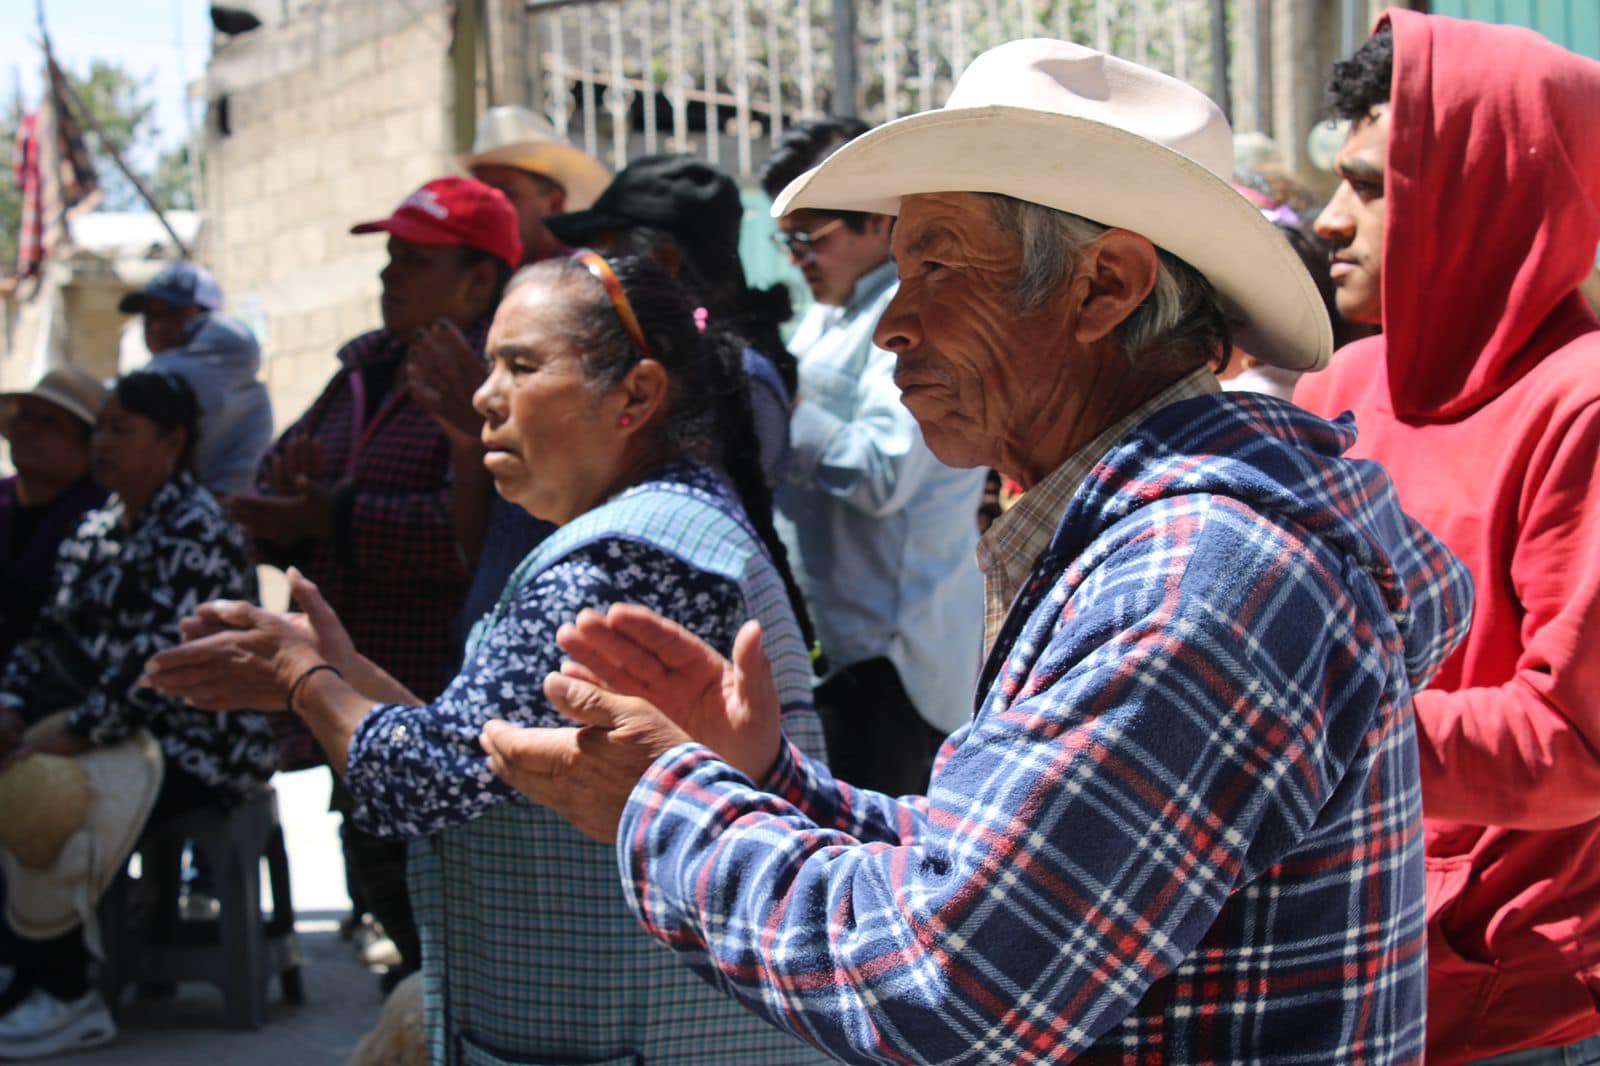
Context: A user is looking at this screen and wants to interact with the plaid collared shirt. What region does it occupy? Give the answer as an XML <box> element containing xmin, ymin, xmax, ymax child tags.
<box><xmin>977</xmin><ymin>369</ymin><xmax>1219</xmax><ymax>657</ymax></box>
<box><xmin>618</xmin><ymin>392</ymin><xmax>1474</xmax><ymax>1065</ymax></box>
<box><xmin>254</xmin><ymin>323</ymin><xmax>487</xmax><ymax>700</ymax></box>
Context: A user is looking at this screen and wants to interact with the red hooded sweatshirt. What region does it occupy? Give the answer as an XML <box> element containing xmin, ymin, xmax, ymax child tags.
<box><xmin>1295</xmin><ymin>11</ymin><xmax>1600</xmax><ymax>1061</ymax></box>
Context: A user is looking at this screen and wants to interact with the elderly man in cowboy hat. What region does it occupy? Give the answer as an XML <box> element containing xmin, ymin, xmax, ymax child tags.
<box><xmin>461</xmin><ymin>105</ymin><xmax>610</xmax><ymax>267</ymax></box>
<box><xmin>476</xmin><ymin>40</ymin><xmax>1473</xmax><ymax>1062</ymax></box>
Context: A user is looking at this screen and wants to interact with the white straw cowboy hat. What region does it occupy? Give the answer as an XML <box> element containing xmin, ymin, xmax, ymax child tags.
<box><xmin>460</xmin><ymin>106</ymin><xmax>613</xmax><ymax>212</ymax></box>
<box><xmin>772</xmin><ymin>38</ymin><xmax>1332</xmax><ymax>371</ymax></box>
<box><xmin>0</xmin><ymin>715</ymin><xmax>163</xmax><ymax>953</ymax></box>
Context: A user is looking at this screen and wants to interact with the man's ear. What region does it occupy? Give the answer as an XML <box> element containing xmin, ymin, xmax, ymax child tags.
<box><xmin>615</xmin><ymin>357</ymin><xmax>671</xmax><ymax>433</ymax></box>
<box><xmin>544</xmin><ymin>183</ymin><xmax>567</xmax><ymax>215</ymax></box>
<box><xmin>866</xmin><ymin>213</ymin><xmax>894</xmax><ymax>242</ymax></box>
<box><xmin>1070</xmin><ymin>230</ymin><xmax>1159</xmax><ymax>345</ymax></box>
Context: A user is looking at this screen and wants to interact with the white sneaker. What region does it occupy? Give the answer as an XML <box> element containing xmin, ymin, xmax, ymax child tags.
<box><xmin>0</xmin><ymin>988</ymin><xmax>116</xmax><ymax>1060</ymax></box>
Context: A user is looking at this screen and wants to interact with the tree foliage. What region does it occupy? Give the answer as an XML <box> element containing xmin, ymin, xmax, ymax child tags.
<box><xmin>2</xmin><ymin>58</ymin><xmax>195</xmax><ymax>274</ymax></box>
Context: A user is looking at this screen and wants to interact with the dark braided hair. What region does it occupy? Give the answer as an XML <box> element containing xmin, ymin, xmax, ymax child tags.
<box><xmin>595</xmin><ymin>224</ymin><xmax>799</xmax><ymax>396</ymax></box>
<box><xmin>514</xmin><ymin>252</ymin><xmax>822</xmax><ymax>668</ymax></box>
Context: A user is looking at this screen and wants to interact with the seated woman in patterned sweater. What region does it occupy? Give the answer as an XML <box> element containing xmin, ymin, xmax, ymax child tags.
<box><xmin>0</xmin><ymin>370</ymin><xmax>274</xmax><ymax>1050</ymax></box>
<box><xmin>145</xmin><ymin>253</ymin><xmax>832</xmax><ymax>1066</ymax></box>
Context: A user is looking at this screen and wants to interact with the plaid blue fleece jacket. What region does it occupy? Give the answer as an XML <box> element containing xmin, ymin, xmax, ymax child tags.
<box><xmin>617</xmin><ymin>393</ymin><xmax>1473</xmax><ymax>1065</ymax></box>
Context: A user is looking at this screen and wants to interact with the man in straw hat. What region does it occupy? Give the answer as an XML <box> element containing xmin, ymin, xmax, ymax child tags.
<box><xmin>461</xmin><ymin>105</ymin><xmax>611</xmax><ymax>268</ymax></box>
<box><xmin>475</xmin><ymin>39</ymin><xmax>1474</xmax><ymax>1060</ymax></box>
<box><xmin>1295</xmin><ymin>14</ymin><xmax>1600</xmax><ymax>1062</ymax></box>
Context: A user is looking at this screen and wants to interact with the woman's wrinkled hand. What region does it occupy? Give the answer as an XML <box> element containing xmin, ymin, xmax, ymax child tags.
<box><xmin>480</xmin><ymin>672</ymin><xmax>694</xmax><ymax>844</ymax></box>
<box><xmin>285</xmin><ymin>567</ymin><xmax>360</xmax><ymax>676</ymax></box>
<box><xmin>407</xmin><ymin>321</ymin><xmax>487</xmax><ymax>448</ymax></box>
<box><xmin>553</xmin><ymin>606</ymin><xmax>784</xmax><ymax>785</ymax></box>
<box><xmin>141</xmin><ymin>595</ymin><xmax>325</xmax><ymax>712</ymax></box>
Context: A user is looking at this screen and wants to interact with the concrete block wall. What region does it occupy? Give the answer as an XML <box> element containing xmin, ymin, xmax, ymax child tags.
<box><xmin>202</xmin><ymin>0</ymin><xmax>456</xmax><ymax>432</ymax></box>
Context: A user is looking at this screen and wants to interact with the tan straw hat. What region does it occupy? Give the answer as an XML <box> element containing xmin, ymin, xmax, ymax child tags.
<box><xmin>0</xmin><ymin>364</ymin><xmax>107</xmax><ymax>437</ymax></box>
<box><xmin>0</xmin><ymin>755</ymin><xmax>90</xmax><ymax>868</ymax></box>
<box><xmin>1</xmin><ymin>715</ymin><xmax>163</xmax><ymax>951</ymax></box>
<box><xmin>772</xmin><ymin>38</ymin><xmax>1332</xmax><ymax>372</ymax></box>
<box><xmin>459</xmin><ymin>106</ymin><xmax>613</xmax><ymax>212</ymax></box>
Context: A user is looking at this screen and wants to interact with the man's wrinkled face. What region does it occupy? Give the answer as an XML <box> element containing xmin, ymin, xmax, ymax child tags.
<box><xmin>871</xmin><ymin>192</ymin><xmax>1075</xmax><ymax>472</ymax></box>
<box><xmin>1316</xmin><ymin>106</ymin><xmax>1389</xmax><ymax>326</ymax></box>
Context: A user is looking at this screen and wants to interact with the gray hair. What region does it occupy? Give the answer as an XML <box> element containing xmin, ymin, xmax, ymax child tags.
<box><xmin>982</xmin><ymin>194</ymin><xmax>1230</xmax><ymax>370</ymax></box>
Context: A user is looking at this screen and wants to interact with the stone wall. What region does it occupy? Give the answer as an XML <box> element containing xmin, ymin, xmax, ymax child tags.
<box><xmin>201</xmin><ymin>0</ymin><xmax>455</xmax><ymax>430</ymax></box>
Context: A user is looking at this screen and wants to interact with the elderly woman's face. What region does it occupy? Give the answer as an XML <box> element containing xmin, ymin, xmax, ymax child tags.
<box><xmin>873</xmin><ymin>192</ymin><xmax>1077</xmax><ymax>474</ymax></box>
<box><xmin>474</xmin><ymin>277</ymin><xmax>630</xmax><ymax>526</ymax></box>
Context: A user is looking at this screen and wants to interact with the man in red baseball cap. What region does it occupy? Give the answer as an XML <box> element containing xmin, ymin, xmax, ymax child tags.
<box><xmin>226</xmin><ymin>176</ymin><xmax>520</xmax><ymax>991</ymax></box>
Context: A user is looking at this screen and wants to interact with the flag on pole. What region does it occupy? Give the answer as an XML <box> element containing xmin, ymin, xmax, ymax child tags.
<box><xmin>10</xmin><ymin>56</ymin><xmax>101</xmax><ymax>278</ymax></box>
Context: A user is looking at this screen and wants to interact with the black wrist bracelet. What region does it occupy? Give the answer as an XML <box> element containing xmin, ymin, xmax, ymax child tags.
<box><xmin>286</xmin><ymin>662</ymin><xmax>343</xmax><ymax>715</ymax></box>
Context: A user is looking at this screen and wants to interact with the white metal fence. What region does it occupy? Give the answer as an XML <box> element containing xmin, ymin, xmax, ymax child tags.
<box><xmin>517</xmin><ymin>0</ymin><xmax>1380</xmax><ymax>181</ymax></box>
<box><xmin>523</xmin><ymin>0</ymin><xmax>1228</xmax><ymax>178</ymax></box>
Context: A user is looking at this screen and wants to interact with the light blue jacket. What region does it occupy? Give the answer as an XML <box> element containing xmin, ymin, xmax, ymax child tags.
<box><xmin>775</xmin><ymin>260</ymin><xmax>986</xmax><ymax>734</ymax></box>
<box><xmin>149</xmin><ymin>313</ymin><xmax>273</xmax><ymax>496</ymax></box>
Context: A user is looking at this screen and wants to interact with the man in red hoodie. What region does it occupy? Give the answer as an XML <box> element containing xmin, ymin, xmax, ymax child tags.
<box><xmin>1295</xmin><ymin>12</ymin><xmax>1600</xmax><ymax>1063</ymax></box>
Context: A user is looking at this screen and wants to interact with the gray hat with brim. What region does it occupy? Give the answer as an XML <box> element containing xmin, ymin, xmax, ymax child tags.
<box><xmin>0</xmin><ymin>364</ymin><xmax>107</xmax><ymax>437</ymax></box>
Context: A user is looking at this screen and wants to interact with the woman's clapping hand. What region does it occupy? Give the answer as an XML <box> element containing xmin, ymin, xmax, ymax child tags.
<box><xmin>480</xmin><ymin>606</ymin><xmax>785</xmax><ymax>843</ymax></box>
<box><xmin>141</xmin><ymin>568</ymin><xmax>357</xmax><ymax>712</ymax></box>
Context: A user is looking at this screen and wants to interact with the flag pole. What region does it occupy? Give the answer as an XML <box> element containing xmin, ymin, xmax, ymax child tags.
<box><xmin>35</xmin><ymin>1</ymin><xmax>192</xmax><ymax>258</ymax></box>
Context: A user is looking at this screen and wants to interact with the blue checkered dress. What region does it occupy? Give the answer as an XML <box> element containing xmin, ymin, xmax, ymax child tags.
<box><xmin>346</xmin><ymin>465</ymin><xmax>830</xmax><ymax>1065</ymax></box>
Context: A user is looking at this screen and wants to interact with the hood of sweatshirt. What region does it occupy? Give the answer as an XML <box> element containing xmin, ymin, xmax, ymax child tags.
<box><xmin>1065</xmin><ymin>392</ymin><xmax>1473</xmax><ymax>694</ymax></box>
<box><xmin>1378</xmin><ymin>9</ymin><xmax>1600</xmax><ymax>419</ymax></box>
<box><xmin>163</xmin><ymin>313</ymin><xmax>263</xmax><ymax>383</ymax></box>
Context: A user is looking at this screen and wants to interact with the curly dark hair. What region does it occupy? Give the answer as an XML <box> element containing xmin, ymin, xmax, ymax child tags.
<box><xmin>1325</xmin><ymin>23</ymin><xmax>1393</xmax><ymax>123</ymax></box>
<box><xmin>516</xmin><ymin>253</ymin><xmax>821</xmax><ymax>666</ymax></box>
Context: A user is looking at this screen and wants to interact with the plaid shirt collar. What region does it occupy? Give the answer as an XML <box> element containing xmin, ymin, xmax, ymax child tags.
<box><xmin>976</xmin><ymin>368</ymin><xmax>1219</xmax><ymax>657</ymax></box>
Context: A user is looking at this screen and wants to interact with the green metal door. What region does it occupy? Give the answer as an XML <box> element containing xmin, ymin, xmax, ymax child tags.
<box><xmin>1429</xmin><ymin>1</ymin><xmax>1600</xmax><ymax>60</ymax></box>
<box><xmin>1428</xmin><ymin>2</ymin><xmax>1599</xmax><ymax>266</ymax></box>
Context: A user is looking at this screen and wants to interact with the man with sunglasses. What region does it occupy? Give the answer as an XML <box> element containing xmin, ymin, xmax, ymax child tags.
<box><xmin>760</xmin><ymin>119</ymin><xmax>986</xmax><ymax>797</ymax></box>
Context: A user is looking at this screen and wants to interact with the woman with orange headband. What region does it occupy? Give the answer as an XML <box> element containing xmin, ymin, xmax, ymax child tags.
<box><xmin>144</xmin><ymin>252</ymin><xmax>830</xmax><ymax>1065</ymax></box>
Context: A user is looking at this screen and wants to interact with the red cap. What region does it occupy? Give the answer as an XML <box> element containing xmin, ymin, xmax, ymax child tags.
<box><xmin>350</xmin><ymin>177</ymin><xmax>523</xmax><ymax>270</ymax></box>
